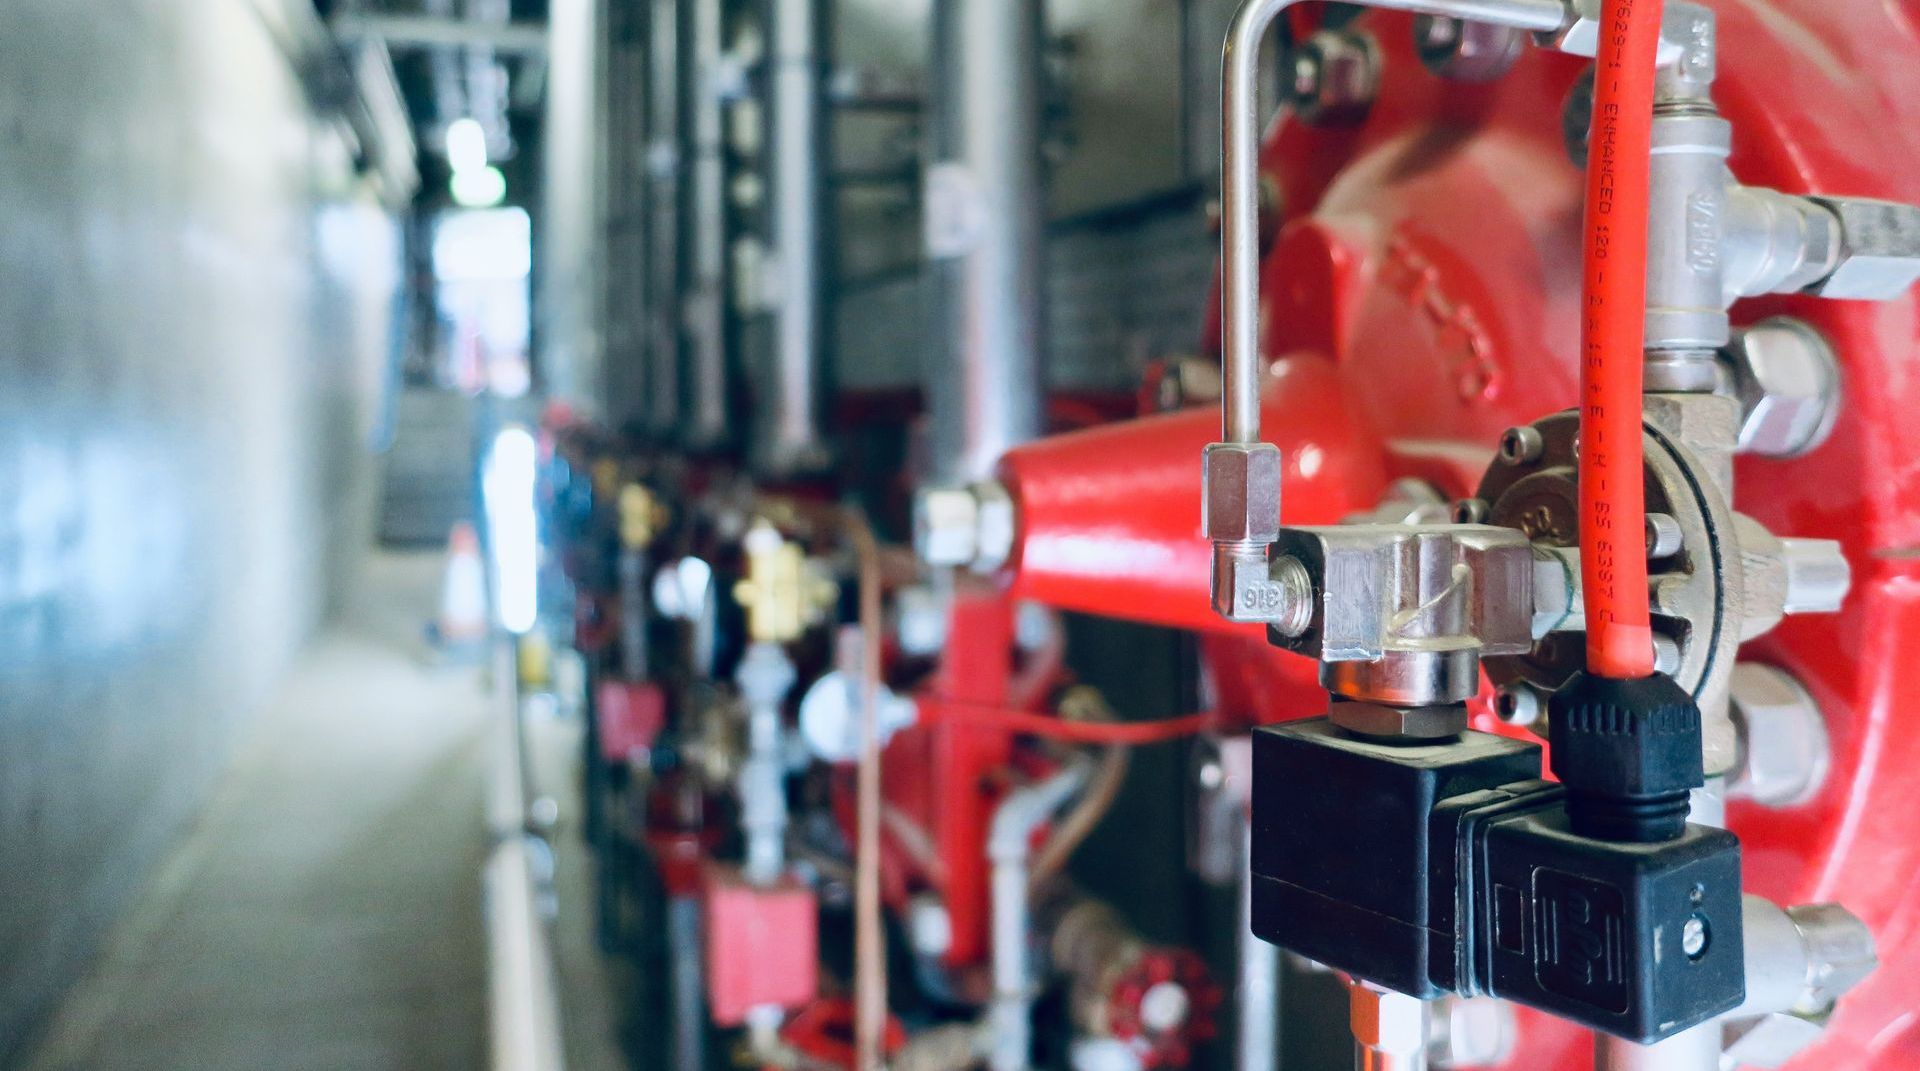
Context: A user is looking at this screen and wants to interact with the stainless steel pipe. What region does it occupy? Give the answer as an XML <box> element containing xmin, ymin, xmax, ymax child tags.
<box><xmin>647</xmin><ymin>0</ymin><xmax>685</xmax><ymax>436</ymax></box>
<box><xmin>686</xmin><ymin>0</ymin><xmax>730</xmax><ymax>448</ymax></box>
<box><xmin>762</xmin><ymin>0</ymin><xmax>830</xmax><ymax>473</ymax></box>
<box><xmin>925</xmin><ymin>0</ymin><xmax>1048</xmax><ymax>486</ymax></box>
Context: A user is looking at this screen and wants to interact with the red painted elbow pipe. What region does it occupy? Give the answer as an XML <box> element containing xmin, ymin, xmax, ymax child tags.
<box><xmin>998</xmin><ymin>354</ymin><xmax>1389</xmax><ymax>637</ymax></box>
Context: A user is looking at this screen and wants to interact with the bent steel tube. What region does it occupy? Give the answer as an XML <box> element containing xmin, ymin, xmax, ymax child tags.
<box><xmin>1217</xmin><ymin>0</ymin><xmax>1566</xmax><ymax>445</ymax></box>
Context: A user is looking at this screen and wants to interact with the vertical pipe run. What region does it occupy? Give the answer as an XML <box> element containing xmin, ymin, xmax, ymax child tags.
<box><xmin>669</xmin><ymin>895</ymin><xmax>708</xmax><ymax>1071</ymax></box>
<box><xmin>849</xmin><ymin>517</ymin><xmax>889</xmax><ymax>1071</ymax></box>
<box><xmin>539</xmin><ymin>0</ymin><xmax>606</xmax><ymax>410</ymax></box>
<box><xmin>736</xmin><ymin>642</ymin><xmax>797</xmax><ymax>884</ymax></box>
<box><xmin>686</xmin><ymin>0</ymin><xmax>731</xmax><ymax>448</ymax></box>
<box><xmin>925</xmin><ymin>0</ymin><xmax>1047</xmax><ymax>486</ymax></box>
<box><xmin>763</xmin><ymin>0</ymin><xmax>830</xmax><ymax>473</ymax></box>
<box><xmin>647</xmin><ymin>0</ymin><xmax>686</xmax><ymax>437</ymax></box>
<box><xmin>987</xmin><ymin>761</ymin><xmax>1093</xmax><ymax>1071</ymax></box>
<box><xmin>1238</xmin><ymin>820</ymin><xmax>1281</xmax><ymax>1071</ymax></box>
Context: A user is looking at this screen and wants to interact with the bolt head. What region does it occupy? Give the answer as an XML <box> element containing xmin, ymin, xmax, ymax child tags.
<box><xmin>1726</xmin><ymin>319</ymin><xmax>1842</xmax><ymax>458</ymax></box>
<box><xmin>1729</xmin><ymin>664</ymin><xmax>1830</xmax><ymax>808</ymax></box>
<box><xmin>1494</xmin><ymin>683</ymin><xmax>1544</xmax><ymax>728</ymax></box>
<box><xmin>1287</xmin><ymin>30</ymin><xmax>1379</xmax><ymax>127</ymax></box>
<box><xmin>1415</xmin><ymin>15</ymin><xmax>1523</xmax><ymax>83</ymax></box>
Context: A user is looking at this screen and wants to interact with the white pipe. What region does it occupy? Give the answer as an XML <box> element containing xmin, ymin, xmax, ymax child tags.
<box><xmin>485</xmin><ymin>640</ymin><xmax>566</xmax><ymax>1071</ymax></box>
<box><xmin>987</xmin><ymin>760</ymin><xmax>1094</xmax><ymax>1071</ymax></box>
<box><xmin>736</xmin><ymin>642</ymin><xmax>798</xmax><ymax>884</ymax></box>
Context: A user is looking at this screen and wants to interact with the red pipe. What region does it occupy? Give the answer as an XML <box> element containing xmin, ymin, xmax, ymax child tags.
<box><xmin>998</xmin><ymin>355</ymin><xmax>1388</xmax><ymax>635</ymax></box>
<box><xmin>1578</xmin><ymin>0</ymin><xmax>1662</xmax><ymax>680</ymax></box>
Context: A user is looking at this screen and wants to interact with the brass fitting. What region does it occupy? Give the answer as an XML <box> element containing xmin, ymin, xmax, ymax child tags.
<box><xmin>732</xmin><ymin>520</ymin><xmax>837</xmax><ymax>644</ymax></box>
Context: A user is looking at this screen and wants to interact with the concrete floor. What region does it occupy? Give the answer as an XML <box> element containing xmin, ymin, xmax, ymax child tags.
<box><xmin>21</xmin><ymin>553</ymin><xmax>493</xmax><ymax>1071</ymax></box>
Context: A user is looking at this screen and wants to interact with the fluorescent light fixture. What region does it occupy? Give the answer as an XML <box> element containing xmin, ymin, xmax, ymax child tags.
<box><xmin>483</xmin><ymin>425</ymin><xmax>540</xmax><ymax>634</ymax></box>
<box><xmin>445</xmin><ymin>117</ymin><xmax>489</xmax><ymax>174</ymax></box>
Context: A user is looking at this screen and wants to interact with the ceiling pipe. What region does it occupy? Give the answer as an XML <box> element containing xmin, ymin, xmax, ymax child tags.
<box><xmin>646</xmin><ymin>0</ymin><xmax>687</xmax><ymax>439</ymax></box>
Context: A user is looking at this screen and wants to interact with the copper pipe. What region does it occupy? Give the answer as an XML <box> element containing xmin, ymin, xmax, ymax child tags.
<box><xmin>845</xmin><ymin>509</ymin><xmax>888</xmax><ymax>1071</ymax></box>
<box><xmin>1028</xmin><ymin>742</ymin><xmax>1128</xmax><ymax>891</ymax></box>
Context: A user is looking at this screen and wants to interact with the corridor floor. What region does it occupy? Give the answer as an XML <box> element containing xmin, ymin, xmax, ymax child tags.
<box><xmin>21</xmin><ymin>552</ymin><xmax>492</xmax><ymax>1071</ymax></box>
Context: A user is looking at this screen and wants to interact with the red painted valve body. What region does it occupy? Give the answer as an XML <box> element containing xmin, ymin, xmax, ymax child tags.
<box><xmin>993</xmin><ymin>4</ymin><xmax>1920</xmax><ymax>1067</ymax></box>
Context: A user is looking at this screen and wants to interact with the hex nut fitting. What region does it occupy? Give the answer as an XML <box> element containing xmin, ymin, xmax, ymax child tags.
<box><xmin>1724</xmin><ymin>318</ymin><xmax>1842</xmax><ymax>458</ymax></box>
<box><xmin>1202</xmin><ymin>442</ymin><xmax>1283</xmax><ymax>545</ymax></box>
<box><xmin>1429</xmin><ymin>997</ymin><xmax>1516</xmax><ymax>1069</ymax></box>
<box><xmin>914</xmin><ymin>485</ymin><xmax>980</xmax><ymax>568</ymax></box>
<box><xmin>971</xmin><ymin>480</ymin><xmax>1016</xmax><ymax>574</ymax></box>
<box><xmin>1728</xmin><ymin>663</ymin><xmax>1831</xmax><ymax>809</ymax></box>
<box><xmin>1330</xmin><ymin>700</ymin><xmax>1469</xmax><ymax>742</ymax></box>
<box><xmin>1287</xmin><ymin>30</ymin><xmax>1379</xmax><ymax>127</ymax></box>
<box><xmin>1805</xmin><ymin>196</ymin><xmax>1920</xmax><ymax>300</ymax></box>
<box><xmin>913</xmin><ymin>480</ymin><xmax>1017</xmax><ymax>574</ymax></box>
<box><xmin>1415</xmin><ymin>15</ymin><xmax>1524</xmax><ymax>83</ymax></box>
<box><xmin>1350</xmin><ymin>983</ymin><xmax>1426</xmax><ymax>1060</ymax></box>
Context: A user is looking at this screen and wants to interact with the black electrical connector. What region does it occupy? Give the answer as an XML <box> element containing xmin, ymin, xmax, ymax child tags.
<box><xmin>1250</xmin><ymin>708</ymin><xmax>1745</xmax><ymax>1045</ymax></box>
<box><xmin>1547</xmin><ymin>670</ymin><xmax>1705</xmax><ymax>843</ymax></box>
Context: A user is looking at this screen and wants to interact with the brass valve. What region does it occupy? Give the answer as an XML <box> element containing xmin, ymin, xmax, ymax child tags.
<box><xmin>732</xmin><ymin>520</ymin><xmax>837</xmax><ymax>644</ymax></box>
<box><xmin>617</xmin><ymin>483</ymin><xmax>668</xmax><ymax>551</ymax></box>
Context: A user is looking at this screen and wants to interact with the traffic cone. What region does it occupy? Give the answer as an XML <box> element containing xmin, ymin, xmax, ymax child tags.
<box><xmin>437</xmin><ymin>521</ymin><xmax>490</xmax><ymax>651</ymax></box>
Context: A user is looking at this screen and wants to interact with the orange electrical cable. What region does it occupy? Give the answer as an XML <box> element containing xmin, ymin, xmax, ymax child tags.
<box><xmin>925</xmin><ymin>702</ymin><xmax>1219</xmax><ymax>744</ymax></box>
<box><xmin>1578</xmin><ymin>0</ymin><xmax>1663</xmax><ymax>680</ymax></box>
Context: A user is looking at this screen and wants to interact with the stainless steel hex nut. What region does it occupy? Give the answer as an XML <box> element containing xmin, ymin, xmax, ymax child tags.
<box><xmin>1728</xmin><ymin>663</ymin><xmax>1831</xmax><ymax>808</ymax></box>
<box><xmin>1350</xmin><ymin>984</ymin><xmax>1426</xmax><ymax>1060</ymax></box>
<box><xmin>1429</xmin><ymin>997</ymin><xmax>1515</xmax><ymax>1069</ymax></box>
<box><xmin>1329</xmin><ymin>700</ymin><xmax>1469</xmax><ymax>741</ymax></box>
<box><xmin>1202</xmin><ymin>442</ymin><xmax>1282</xmax><ymax>545</ymax></box>
<box><xmin>1536</xmin><ymin>0</ymin><xmax>1602</xmax><ymax>57</ymax></box>
<box><xmin>971</xmin><ymin>480</ymin><xmax>1016</xmax><ymax>574</ymax></box>
<box><xmin>1415</xmin><ymin>15</ymin><xmax>1524</xmax><ymax>83</ymax></box>
<box><xmin>914</xmin><ymin>485</ymin><xmax>981</xmax><ymax>567</ymax></box>
<box><xmin>1725</xmin><ymin>318</ymin><xmax>1842</xmax><ymax>458</ymax></box>
<box><xmin>1287</xmin><ymin>30</ymin><xmax>1379</xmax><ymax>127</ymax></box>
<box><xmin>1806</xmin><ymin>196</ymin><xmax>1920</xmax><ymax>300</ymax></box>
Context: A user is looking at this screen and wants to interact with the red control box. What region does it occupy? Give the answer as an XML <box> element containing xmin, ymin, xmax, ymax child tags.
<box><xmin>595</xmin><ymin>679</ymin><xmax>665</xmax><ymax>765</ymax></box>
<box><xmin>705</xmin><ymin>866</ymin><xmax>818</xmax><ymax>1026</ymax></box>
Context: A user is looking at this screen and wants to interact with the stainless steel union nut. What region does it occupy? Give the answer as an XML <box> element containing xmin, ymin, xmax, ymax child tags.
<box><xmin>1728</xmin><ymin>663</ymin><xmax>1831</xmax><ymax>808</ymax></box>
<box><xmin>914</xmin><ymin>485</ymin><xmax>981</xmax><ymax>568</ymax></box>
<box><xmin>1202</xmin><ymin>442</ymin><xmax>1282</xmax><ymax>545</ymax></box>
<box><xmin>1806</xmin><ymin>196</ymin><xmax>1920</xmax><ymax>300</ymax></box>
